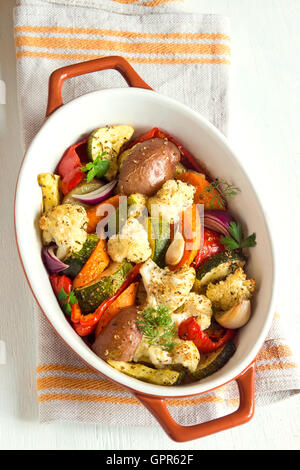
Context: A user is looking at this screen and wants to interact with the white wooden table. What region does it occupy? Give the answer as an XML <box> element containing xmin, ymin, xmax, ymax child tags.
<box><xmin>1</xmin><ymin>0</ymin><xmax>300</xmax><ymax>450</ymax></box>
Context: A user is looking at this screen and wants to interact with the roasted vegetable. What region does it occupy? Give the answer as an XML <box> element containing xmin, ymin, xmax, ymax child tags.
<box><xmin>72</xmin><ymin>237</ymin><xmax>110</xmax><ymax>289</ymax></box>
<box><xmin>57</xmin><ymin>137</ymin><xmax>88</xmax><ymax>195</ymax></box>
<box><xmin>178</xmin><ymin>316</ymin><xmax>235</xmax><ymax>353</ymax></box>
<box><xmin>214</xmin><ymin>299</ymin><xmax>251</xmax><ymax>329</ymax></box>
<box><xmin>62</xmin><ymin>234</ymin><xmax>99</xmax><ymax>278</ymax></box>
<box><xmin>71</xmin><ymin>264</ymin><xmax>141</xmax><ymax>333</ymax></box>
<box><xmin>168</xmin><ymin>204</ymin><xmax>201</xmax><ymax>270</ymax></box>
<box><xmin>37</xmin><ymin>173</ymin><xmax>61</xmax><ymax>212</ymax></box>
<box><xmin>147</xmin><ymin>179</ymin><xmax>195</xmax><ymax>224</ymax></box>
<box><xmin>107</xmin><ymin>216</ymin><xmax>152</xmax><ymax>264</ymax></box>
<box><xmin>87</xmin><ymin>125</ymin><xmax>134</xmax><ymax>180</ymax></box>
<box><xmin>108</xmin><ymin>360</ymin><xmax>184</xmax><ymax>385</ymax></box>
<box><xmin>124</xmin><ymin>127</ymin><xmax>206</xmax><ymax>174</ymax></box>
<box><xmin>74</xmin><ymin>261</ymin><xmax>132</xmax><ymax>313</ymax></box>
<box><xmin>193</xmin><ymin>228</ymin><xmax>225</xmax><ymax>268</ymax></box>
<box><xmin>193</xmin><ymin>251</ymin><xmax>245</xmax><ymax>293</ymax></box>
<box><xmin>206</xmin><ymin>267</ymin><xmax>255</xmax><ymax>311</ymax></box>
<box><xmin>39</xmin><ymin>203</ymin><xmax>88</xmax><ymax>260</ymax></box>
<box><xmin>62</xmin><ymin>180</ymin><xmax>104</xmax><ymax>208</ymax></box>
<box><xmin>139</xmin><ymin>258</ymin><xmax>196</xmax><ymax>312</ymax></box>
<box><xmin>86</xmin><ymin>194</ymin><xmax>120</xmax><ymax>233</ymax></box>
<box><xmin>177</xmin><ymin>172</ymin><xmax>226</xmax><ymax>210</ymax></box>
<box><xmin>173</xmin><ymin>292</ymin><xmax>213</xmax><ymax>331</ymax></box>
<box><xmin>148</xmin><ymin>217</ymin><xmax>171</xmax><ymax>268</ymax></box>
<box><xmin>190</xmin><ymin>341</ymin><xmax>236</xmax><ymax>380</ymax></box>
<box><xmin>94</xmin><ymin>282</ymin><xmax>139</xmax><ymax>337</ymax></box>
<box><xmin>92</xmin><ymin>306</ymin><xmax>142</xmax><ymax>361</ymax></box>
<box><xmin>118</xmin><ymin>138</ymin><xmax>180</xmax><ymax>196</ymax></box>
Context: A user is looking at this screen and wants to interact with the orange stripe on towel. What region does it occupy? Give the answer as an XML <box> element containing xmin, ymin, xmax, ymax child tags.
<box><xmin>38</xmin><ymin>390</ymin><xmax>237</xmax><ymax>408</ymax></box>
<box><xmin>257</xmin><ymin>343</ymin><xmax>293</xmax><ymax>362</ymax></box>
<box><xmin>15</xmin><ymin>35</ymin><xmax>230</xmax><ymax>56</ymax></box>
<box><xmin>14</xmin><ymin>26</ymin><xmax>230</xmax><ymax>42</ymax></box>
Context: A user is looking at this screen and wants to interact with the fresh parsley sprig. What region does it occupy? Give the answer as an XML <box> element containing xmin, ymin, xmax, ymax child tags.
<box><xmin>221</xmin><ymin>221</ymin><xmax>257</xmax><ymax>250</ymax></box>
<box><xmin>137</xmin><ymin>305</ymin><xmax>176</xmax><ymax>352</ymax></box>
<box><xmin>58</xmin><ymin>287</ymin><xmax>78</xmax><ymax>316</ymax></box>
<box><xmin>201</xmin><ymin>179</ymin><xmax>240</xmax><ymax>209</ymax></box>
<box><xmin>81</xmin><ymin>151</ymin><xmax>109</xmax><ymax>183</ymax></box>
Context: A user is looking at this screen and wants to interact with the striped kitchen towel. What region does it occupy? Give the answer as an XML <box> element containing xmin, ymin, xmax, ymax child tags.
<box><xmin>14</xmin><ymin>0</ymin><xmax>300</xmax><ymax>425</ymax></box>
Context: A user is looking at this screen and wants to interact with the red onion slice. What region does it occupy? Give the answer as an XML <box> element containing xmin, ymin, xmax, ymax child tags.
<box><xmin>204</xmin><ymin>210</ymin><xmax>234</xmax><ymax>236</ymax></box>
<box><xmin>73</xmin><ymin>180</ymin><xmax>117</xmax><ymax>205</ymax></box>
<box><xmin>42</xmin><ymin>245</ymin><xmax>69</xmax><ymax>273</ymax></box>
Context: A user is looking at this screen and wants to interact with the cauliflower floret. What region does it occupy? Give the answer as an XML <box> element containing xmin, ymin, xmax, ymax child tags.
<box><xmin>206</xmin><ymin>267</ymin><xmax>256</xmax><ymax>311</ymax></box>
<box><xmin>39</xmin><ymin>203</ymin><xmax>88</xmax><ymax>259</ymax></box>
<box><xmin>107</xmin><ymin>216</ymin><xmax>152</xmax><ymax>263</ymax></box>
<box><xmin>134</xmin><ymin>338</ymin><xmax>172</xmax><ymax>368</ymax></box>
<box><xmin>172</xmin><ymin>340</ymin><xmax>200</xmax><ymax>373</ymax></box>
<box><xmin>147</xmin><ymin>179</ymin><xmax>195</xmax><ymax>224</ymax></box>
<box><xmin>127</xmin><ymin>193</ymin><xmax>148</xmax><ymax>218</ymax></box>
<box><xmin>172</xmin><ymin>292</ymin><xmax>213</xmax><ymax>330</ymax></box>
<box><xmin>134</xmin><ymin>338</ymin><xmax>200</xmax><ymax>374</ymax></box>
<box><xmin>140</xmin><ymin>258</ymin><xmax>196</xmax><ymax>312</ymax></box>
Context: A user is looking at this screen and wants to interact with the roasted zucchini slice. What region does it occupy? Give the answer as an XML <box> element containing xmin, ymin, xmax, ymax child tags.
<box><xmin>108</xmin><ymin>361</ymin><xmax>184</xmax><ymax>385</ymax></box>
<box><xmin>190</xmin><ymin>341</ymin><xmax>236</xmax><ymax>380</ymax></box>
<box><xmin>74</xmin><ymin>261</ymin><xmax>132</xmax><ymax>313</ymax></box>
<box><xmin>193</xmin><ymin>251</ymin><xmax>245</xmax><ymax>293</ymax></box>
<box><xmin>148</xmin><ymin>217</ymin><xmax>171</xmax><ymax>268</ymax></box>
<box><xmin>62</xmin><ymin>234</ymin><xmax>99</xmax><ymax>279</ymax></box>
<box><xmin>87</xmin><ymin>125</ymin><xmax>134</xmax><ymax>180</ymax></box>
<box><xmin>37</xmin><ymin>173</ymin><xmax>61</xmax><ymax>212</ymax></box>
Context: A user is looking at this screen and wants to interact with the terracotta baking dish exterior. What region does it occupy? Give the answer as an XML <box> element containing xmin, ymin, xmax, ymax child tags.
<box><xmin>14</xmin><ymin>56</ymin><xmax>276</xmax><ymax>442</ymax></box>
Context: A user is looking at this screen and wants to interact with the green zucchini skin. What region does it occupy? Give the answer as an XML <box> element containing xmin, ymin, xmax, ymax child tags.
<box><xmin>194</xmin><ymin>251</ymin><xmax>245</xmax><ymax>291</ymax></box>
<box><xmin>190</xmin><ymin>341</ymin><xmax>236</xmax><ymax>380</ymax></box>
<box><xmin>150</xmin><ymin>217</ymin><xmax>171</xmax><ymax>268</ymax></box>
<box><xmin>74</xmin><ymin>261</ymin><xmax>132</xmax><ymax>314</ymax></box>
<box><xmin>62</xmin><ymin>234</ymin><xmax>99</xmax><ymax>279</ymax></box>
<box><xmin>108</xmin><ymin>360</ymin><xmax>184</xmax><ymax>386</ymax></box>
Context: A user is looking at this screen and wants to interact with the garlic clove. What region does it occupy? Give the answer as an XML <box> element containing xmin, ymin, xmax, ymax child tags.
<box><xmin>165</xmin><ymin>232</ymin><xmax>185</xmax><ymax>266</ymax></box>
<box><xmin>215</xmin><ymin>299</ymin><xmax>251</xmax><ymax>329</ymax></box>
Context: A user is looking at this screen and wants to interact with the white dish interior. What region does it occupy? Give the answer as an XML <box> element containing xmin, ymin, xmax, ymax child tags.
<box><xmin>15</xmin><ymin>88</ymin><xmax>276</xmax><ymax>397</ymax></box>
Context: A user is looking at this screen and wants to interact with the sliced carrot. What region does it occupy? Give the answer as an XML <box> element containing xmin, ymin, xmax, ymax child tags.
<box><xmin>94</xmin><ymin>282</ymin><xmax>139</xmax><ymax>338</ymax></box>
<box><xmin>72</xmin><ymin>238</ymin><xmax>110</xmax><ymax>289</ymax></box>
<box><xmin>169</xmin><ymin>204</ymin><xmax>201</xmax><ymax>271</ymax></box>
<box><xmin>177</xmin><ymin>172</ymin><xmax>226</xmax><ymax>210</ymax></box>
<box><xmin>86</xmin><ymin>194</ymin><xmax>120</xmax><ymax>233</ymax></box>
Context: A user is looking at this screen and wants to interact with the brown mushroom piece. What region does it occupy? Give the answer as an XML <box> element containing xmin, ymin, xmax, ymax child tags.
<box><xmin>118</xmin><ymin>138</ymin><xmax>181</xmax><ymax>196</ymax></box>
<box><xmin>91</xmin><ymin>306</ymin><xmax>142</xmax><ymax>362</ymax></box>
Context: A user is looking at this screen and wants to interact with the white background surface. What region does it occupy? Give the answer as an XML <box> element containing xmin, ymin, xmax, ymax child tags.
<box><xmin>1</xmin><ymin>0</ymin><xmax>300</xmax><ymax>450</ymax></box>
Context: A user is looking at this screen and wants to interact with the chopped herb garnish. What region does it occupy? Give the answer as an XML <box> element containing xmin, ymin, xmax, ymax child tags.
<box><xmin>58</xmin><ymin>287</ymin><xmax>78</xmax><ymax>316</ymax></box>
<box><xmin>137</xmin><ymin>305</ymin><xmax>176</xmax><ymax>351</ymax></box>
<box><xmin>221</xmin><ymin>221</ymin><xmax>257</xmax><ymax>250</ymax></box>
<box><xmin>63</xmin><ymin>302</ymin><xmax>72</xmax><ymax>316</ymax></box>
<box><xmin>68</xmin><ymin>290</ymin><xmax>78</xmax><ymax>306</ymax></box>
<box><xmin>57</xmin><ymin>287</ymin><xmax>68</xmax><ymax>302</ymax></box>
<box><xmin>200</xmin><ymin>179</ymin><xmax>240</xmax><ymax>209</ymax></box>
<box><xmin>81</xmin><ymin>151</ymin><xmax>109</xmax><ymax>182</ymax></box>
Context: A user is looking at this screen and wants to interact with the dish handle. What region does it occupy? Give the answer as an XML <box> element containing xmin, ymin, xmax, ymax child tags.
<box><xmin>134</xmin><ymin>361</ymin><xmax>255</xmax><ymax>442</ymax></box>
<box><xmin>46</xmin><ymin>56</ymin><xmax>152</xmax><ymax>117</ymax></box>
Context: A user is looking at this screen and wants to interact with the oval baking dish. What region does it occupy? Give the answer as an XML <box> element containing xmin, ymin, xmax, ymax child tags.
<box><xmin>14</xmin><ymin>56</ymin><xmax>276</xmax><ymax>441</ymax></box>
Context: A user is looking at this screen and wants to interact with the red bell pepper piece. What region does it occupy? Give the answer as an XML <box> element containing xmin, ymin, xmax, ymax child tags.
<box><xmin>57</xmin><ymin>137</ymin><xmax>88</xmax><ymax>195</ymax></box>
<box><xmin>73</xmin><ymin>322</ymin><xmax>95</xmax><ymax>337</ymax></box>
<box><xmin>50</xmin><ymin>274</ymin><xmax>72</xmax><ymax>297</ymax></box>
<box><xmin>127</xmin><ymin>127</ymin><xmax>207</xmax><ymax>175</ymax></box>
<box><xmin>178</xmin><ymin>317</ymin><xmax>235</xmax><ymax>353</ymax></box>
<box><xmin>71</xmin><ymin>263</ymin><xmax>142</xmax><ymax>336</ymax></box>
<box><xmin>50</xmin><ymin>274</ymin><xmax>81</xmax><ymax>317</ymax></box>
<box><xmin>192</xmin><ymin>228</ymin><xmax>225</xmax><ymax>268</ymax></box>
